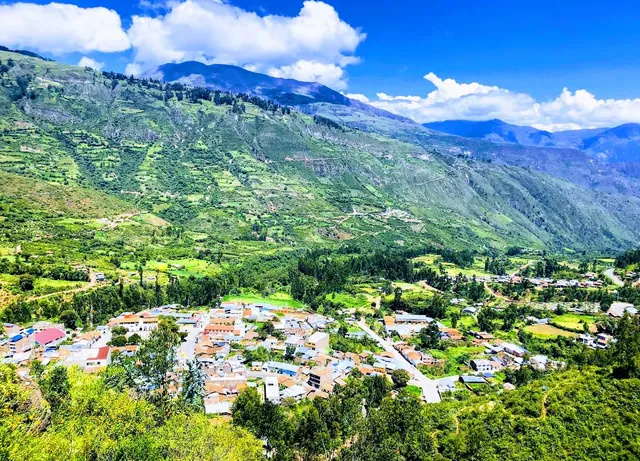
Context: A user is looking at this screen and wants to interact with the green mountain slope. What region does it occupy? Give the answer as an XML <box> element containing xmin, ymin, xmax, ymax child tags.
<box><xmin>1</xmin><ymin>50</ymin><xmax>640</xmax><ymax>253</ymax></box>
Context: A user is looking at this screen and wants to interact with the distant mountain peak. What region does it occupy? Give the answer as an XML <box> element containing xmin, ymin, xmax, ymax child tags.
<box><xmin>144</xmin><ymin>61</ymin><xmax>414</xmax><ymax>124</ymax></box>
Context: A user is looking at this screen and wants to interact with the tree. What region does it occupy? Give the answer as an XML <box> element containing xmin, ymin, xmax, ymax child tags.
<box><xmin>450</xmin><ymin>311</ymin><xmax>460</xmax><ymax>329</ymax></box>
<box><xmin>391</xmin><ymin>369</ymin><xmax>411</xmax><ymax>389</ymax></box>
<box><xmin>30</xmin><ymin>360</ymin><xmax>45</xmax><ymax>380</ymax></box>
<box><xmin>418</xmin><ymin>322</ymin><xmax>440</xmax><ymax>349</ymax></box>
<box><xmin>111</xmin><ymin>326</ymin><xmax>127</xmax><ymax>336</ymax></box>
<box><xmin>39</xmin><ymin>366</ymin><xmax>70</xmax><ymax>412</ymax></box>
<box><xmin>127</xmin><ymin>333</ymin><xmax>142</xmax><ymax>345</ymax></box>
<box><xmin>611</xmin><ymin>313</ymin><xmax>640</xmax><ymax>378</ymax></box>
<box><xmin>59</xmin><ymin>309</ymin><xmax>79</xmax><ymax>329</ymax></box>
<box><xmin>109</xmin><ymin>335</ymin><xmax>127</xmax><ymax>347</ymax></box>
<box><xmin>284</xmin><ymin>344</ymin><xmax>296</xmax><ymax>361</ymax></box>
<box><xmin>181</xmin><ymin>359</ymin><xmax>205</xmax><ymax>410</ymax></box>
<box><xmin>134</xmin><ymin>317</ymin><xmax>182</xmax><ymax>407</ymax></box>
<box><xmin>18</xmin><ymin>274</ymin><xmax>34</xmax><ymax>291</ymax></box>
<box><xmin>363</xmin><ymin>375</ymin><xmax>391</xmax><ymax>408</ymax></box>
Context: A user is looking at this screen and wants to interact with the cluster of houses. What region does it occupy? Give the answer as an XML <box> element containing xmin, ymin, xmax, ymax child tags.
<box><xmin>474</xmin><ymin>273</ymin><xmax>604</xmax><ymax>289</ymax></box>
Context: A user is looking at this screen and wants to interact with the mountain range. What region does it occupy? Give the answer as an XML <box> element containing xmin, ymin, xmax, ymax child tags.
<box><xmin>2</xmin><ymin>49</ymin><xmax>640</xmax><ymax>255</ymax></box>
<box><xmin>423</xmin><ymin>119</ymin><xmax>640</xmax><ymax>163</ymax></box>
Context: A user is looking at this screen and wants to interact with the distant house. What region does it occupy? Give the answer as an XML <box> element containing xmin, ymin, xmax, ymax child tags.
<box><xmin>9</xmin><ymin>328</ymin><xmax>34</xmax><ymax>353</ymax></box>
<box><xmin>34</xmin><ymin>328</ymin><xmax>66</xmax><ymax>349</ymax></box>
<box><xmin>308</xmin><ymin>366</ymin><xmax>333</xmax><ymax>390</ymax></box>
<box><xmin>263</xmin><ymin>377</ymin><xmax>280</xmax><ymax>403</ymax></box>
<box><xmin>460</xmin><ymin>375</ymin><xmax>486</xmax><ymax>384</ymax></box>
<box><xmin>607</xmin><ymin>302</ymin><xmax>637</xmax><ymax>318</ymax></box>
<box><xmin>462</xmin><ymin>307</ymin><xmax>478</xmax><ymax>315</ymax></box>
<box><xmin>502</xmin><ymin>342</ymin><xmax>528</xmax><ymax>357</ymax></box>
<box><xmin>305</xmin><ymin>332</ymin><xmax>330</xmax><ymax>353</ymax></box>
<box><xmin>470</xmin><ymin>358</ymin><xmax>502</xmax><ymax>372</ymax></box>
<box><xmin>264</xmin><ymin>361</ymin><xmax>300</xmax><ymax>377</ymax></box>
<box><xmin>85</xmin><ymin>346</ymin><xmax>111</xmax><ymax>369</ymax></box>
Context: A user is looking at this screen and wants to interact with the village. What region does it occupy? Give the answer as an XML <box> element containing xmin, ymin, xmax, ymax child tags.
<box><xmin>3</xmin><ymin>283</ymin><xmax>633</xmax><ymax>411</ymax></box>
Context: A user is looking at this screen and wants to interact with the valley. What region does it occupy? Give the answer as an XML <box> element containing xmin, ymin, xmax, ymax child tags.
<box><xmin>1</xmin><ymin>48</ymin><xmax>640</xmax><ymax>461</ymax></box>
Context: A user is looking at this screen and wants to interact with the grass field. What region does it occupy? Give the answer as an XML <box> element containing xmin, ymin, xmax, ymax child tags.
<box><xmin>524</xmin><ymin>324</ymin><xmax>578</xmax><ymax>338</ymax></box>
<box><xmin>221</xmin><ymin>292</ymin><xmax>305</xmax><ymax>309</ymax></box>
<box><xmin>552</xmin><ymin>313</ymin><xmax>599</xmax><ymax>332</ymax></box>
<box><xmin>325</xmin><ymin>292</ymin><xmax>371</xmax><ymax>309</ymax></box>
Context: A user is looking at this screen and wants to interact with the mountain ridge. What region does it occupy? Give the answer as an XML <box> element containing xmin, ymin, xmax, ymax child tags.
<box><xmin>423</xmin><ymin>118</ymin><xmax>640</xmax><ymax>162</ymax></box>
<box><xmin>1</xmin><ymin>49</ymin><xmax>640</xmax><ymax>253</ymax></box>
<box><xmin>144</xmin><ymin>61</ymin><xmax>415</xmax><ymax>124</ymax></box>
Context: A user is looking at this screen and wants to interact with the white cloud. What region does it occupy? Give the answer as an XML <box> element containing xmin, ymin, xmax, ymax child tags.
<box><xmin>126</xmin><ymin>0</ymin><xmax>365</xmax><ymax>87</ymax></box>
<box><xmin>77</xmin><ymin>56</ymin><xmax>104</xmax><ymax>71</ymax></box>
<box><xmin>124</xmin><ymin>63</ymin><xmax>144</xmax><ymax>76</ymax></box>
<box><xmin>0</xmin><ymin>2</ymin><xmax>130</xmax><ymax>54</ymax></box>
<box><xmin>268</xmin><ymin>60</ymin><xmax>347</xmax><ymax>89</ymax></box>
<box><xmin>344</xmin><ymin>93</ymin><xmax>370</xmax><ymax>103</ymax></box>
<box><xmin>368</xmin><ymin>73</ymin><xmax>640</xmax><ymax>131</ymax></box>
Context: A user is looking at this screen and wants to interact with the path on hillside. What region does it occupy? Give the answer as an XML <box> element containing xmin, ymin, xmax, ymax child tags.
<box><xmin>484</xmin><ymin>282</ymin><xmax>509</xmax><ymax>300</ymax></box>
<box><xmin>604</xmin><ymin>268</ymin><xmax>624</xmax><ymax>287</ymax></box>
<box><xmin>24</xmin><ymin>269</ymin><xmax>98</xmax><ymax>302</ymax></box>
<box><xmin>356</xmin><ymin>318</ymin><xmax>441</xmax><ymax>403</ymax></box>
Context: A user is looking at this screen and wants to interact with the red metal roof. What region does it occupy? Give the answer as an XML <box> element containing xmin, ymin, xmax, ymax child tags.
<box><xmin>34</xmin><ymin>328</ymin><xmax>65</xmax><ymax>346</ymax></box>
<box><xmin>89</xmin><ymin>346</ymin><xmax>111</xmax><ymax>361</ymax></box>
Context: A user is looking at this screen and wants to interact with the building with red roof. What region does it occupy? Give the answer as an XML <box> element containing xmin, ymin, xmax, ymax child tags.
<box><xmin>34</xmin><ymin>328</ymin><xmax>66</xmax><ymax>348</ymax></box>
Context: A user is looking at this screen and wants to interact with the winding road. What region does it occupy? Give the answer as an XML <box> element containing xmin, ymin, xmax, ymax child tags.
<box><xmin>25</xmin><ymin>269</ymin><xmax>99</xmax><ymax>302</ymax></box>
<box><xmin>356</xmin><ymin>318</ymin><xmax>441</xmax><ymax>403</ymax></box>
<box><xmin>604</xmin><ymin>268</ymin><xmax>624</xmax><ymax>287</ymax></box>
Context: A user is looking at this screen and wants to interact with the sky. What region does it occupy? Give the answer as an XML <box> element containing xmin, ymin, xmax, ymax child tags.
<box><xmin>2</xmin><ymin>0</ymin><xmax>640</xmax><ymax>130</ymax></box>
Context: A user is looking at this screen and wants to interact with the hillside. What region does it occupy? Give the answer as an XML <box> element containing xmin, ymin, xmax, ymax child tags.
<box><xmin>423</xmin><ymin>118</ymin><xmax>640</xmax><ymax>163</ymax></box>
<box><xmin>145</xmin><ymin>61</ymin><xmax>412</xmax><ymax>122</ymax></box>
<box><xmin>2</xmin><ymin>50</ymin><xmax>640</xmax><ymax>253</ymax></box>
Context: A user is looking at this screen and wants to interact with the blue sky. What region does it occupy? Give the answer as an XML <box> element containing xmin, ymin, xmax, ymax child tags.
<box><xmin>2</xmin><ymin>0</ymin><xmax>640</xmax><ymax>129</ymax></box>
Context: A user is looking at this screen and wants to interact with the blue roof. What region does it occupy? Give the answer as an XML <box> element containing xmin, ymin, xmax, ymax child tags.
<box><xmin>10</xmin><ymin>334</ymin><xmax>23</xmax><ymax>342</ymax></box>
<box><xmin>25</xmin><ymin>328</ymin><xmax>35</xmax><ymax>335</ymax></box>
<box><xmin>461</xmin><ymin>375</ymin><xmax>486</xmax><ymax>383</ymax></box>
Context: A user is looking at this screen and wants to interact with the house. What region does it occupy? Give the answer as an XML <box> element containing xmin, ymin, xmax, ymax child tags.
<box><xmin>9</xmin><ymin>329</ymin><xmax>34</xmax><ymax>353</ymax></box>
<box><xmin>304</xmin><ymin>332</ymin><xmax>330</xmax><ymax>353</ymax></box>
<box><xmin>280</xmin><ymin>385</ymin><xmax>308</xmax><ymax>401</ymax></box>
<box><xmin>470</xmin><ymin>359</ymin><xmax>502</xmax><ymax>372</ymax></box>
<box><xmin>462</xmin><ymin>307</ymin><xmax>478</xmax><ymax>315</ymax></box>
<box><xmin>264</xmin><ymin>361</ymin><xmax>300</xmax><ymax>377</ymax></box>
<box><xmin>85</xmin><ymin>346</ymin><xmax>111</xmax><ymax>369</ymax></box>
<box><xmin>263</xmin><ymin>377</ymin><xmax>280</xmax><ymax>403</ymax></box>
<box><xmin>34</xmin><ymin>328</ymin><xmax>66</xmax><ymax>349</ymax></box>
<box><xmin>607</xmin><ymin>302</ymin><xmax>637</xmax><ymax>318</ymax></box>
<box><xmin>307</xmin><ymin>366</ymin><xmax>332</xmax><ymax>390</ymax></box>
<box><xmin>502</xmin><ymin>342</ymin><xmax>528</xmax><ymax>357</ymax></box>
<box><xmin>460</xmin><ymin>375</ymin><xmax>486</xmax><ymax>384</ymax></box>
<box><xmin>436</xmin><ymin>376</ymin><xmax>458</xmax><ymax>393</ymax></box>
<box><xmin>94</xmin><ymin>272</ymin><xmax>106</xmax><ymax>282</ymax></box>
<box><xmin>469</xmin><ymin>331</ymin><xmax>494</xmax><ymax>341</ymax></box>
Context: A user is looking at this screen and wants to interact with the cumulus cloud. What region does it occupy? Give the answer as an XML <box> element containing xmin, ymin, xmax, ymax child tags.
<box><xmin>344</xmin><ymin>93</ymin><xmax>370</xmax><ymax>103</ymax></box>
<box><xmin>77</xmin><ymin>56</ymin><xmax>104</xmax><ymax>71</ymax></box>
<box><xmin>0</xmin><ymin>2</ymin><xmax>130</xmax><ymax>54</ymax></box>
<box><xmin>125</xmin><ymin>0</ymin><xmax>365</xmax><ymax>87</ymax></box>
<box><xmin>367</xmin><ymin>73</ymin><xmax>640</xmax><ymax>131</ymax></box>
<box><xmin>124</xmin><ymin>63</ymin><xmax>144</xmax><ymax>76</ymax></box>
<box><xmin>268</xmin><ymin>60</ymin><xmax>347</xmax><ymax>89</ymax></box>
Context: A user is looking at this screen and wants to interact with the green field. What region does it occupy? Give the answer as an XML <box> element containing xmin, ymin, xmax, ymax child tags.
<box><xmin>552</xmin><ymin>313</ymin><xmax>599</xmax><ymax>332</ymax></box>
<box><xmin>221</xmin><ymin>292</ymin><xmax>305</xmax><ymax>309</ymax></box>
<box><xmin>524</xmin><ymin>324</ymin><xmax>578</xmax><ymax>338</ymax></box>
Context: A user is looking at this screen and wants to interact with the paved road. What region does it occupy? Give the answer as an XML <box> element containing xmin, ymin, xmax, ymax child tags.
<box><xmin>356</xmin><ymin>319</ymin><xmax>441</xmax><ymax>403</ymax></box>
<box><xmin>605</xmin><ymin>268</ymin><xmax>624</xmax><ymax>287</ymax></box>
<box><xmin>179</xmin><ymin>312</ymin><xmax>209</xmax><ymax>363</ymax></box>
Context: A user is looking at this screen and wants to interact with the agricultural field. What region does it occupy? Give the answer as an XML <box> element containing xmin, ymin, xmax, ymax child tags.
<box><xmin>552</xmin><ymin>312</ymin><xmax>599</xmax><ymax>332</ymax></box>
<box><xmin>524</xmin><ymin>323</ymin><xmax>578</xmax><ymax>338</ymax></box>
<box><xmin>221</xmin><ymin>292</ymin><xmax>305</xmax><ymax>309</ymax></box>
